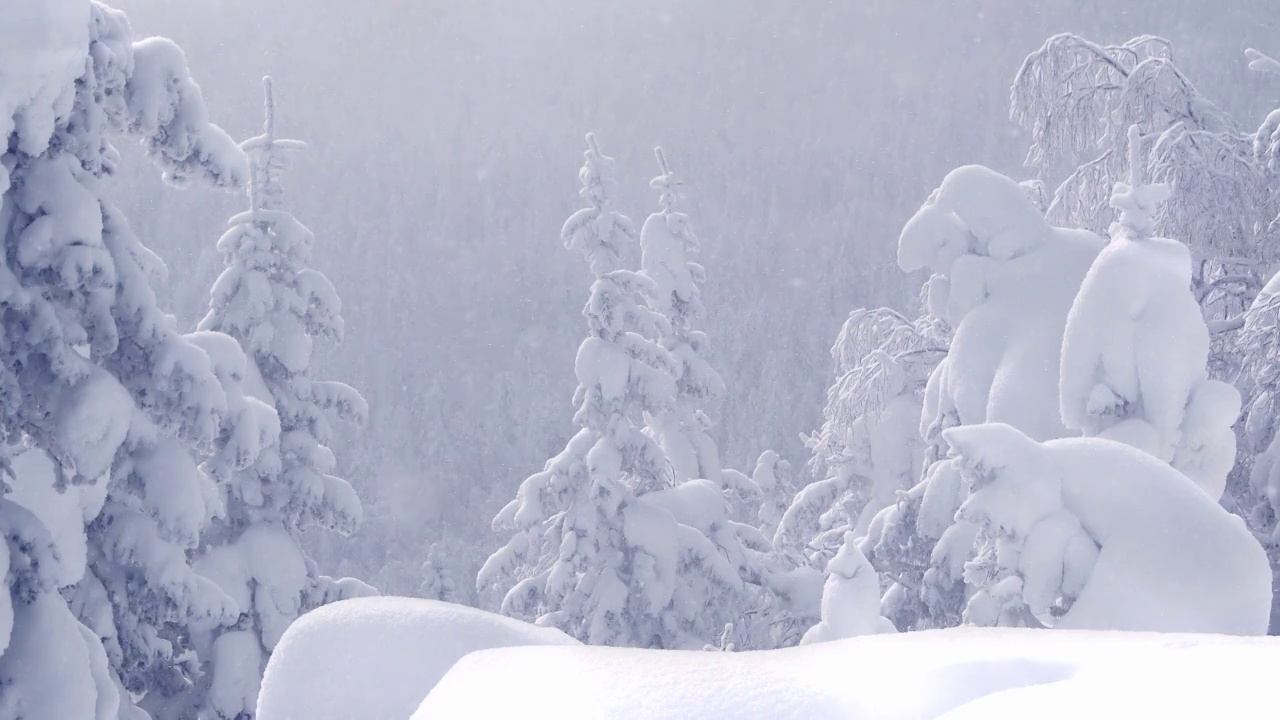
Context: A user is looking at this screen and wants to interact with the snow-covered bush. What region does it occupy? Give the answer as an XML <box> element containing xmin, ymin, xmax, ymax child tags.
<box><xmin>800</xmin><ymin>532</ymin><xmax>896</xmax><ymax>644</ymax></box>
<box><xmin>946</xmin><ymin>423</ymin><xmax>1270</xmax><ymax>635</ymax></box>
<box><xmin>861</xmin><ymin>165</ymin><xmax>1104</xmax><ymax>632</ymax></box>
<box><xmin>1</xmin><ymin>1</ymin><xmax>254</xmax><ymax>716</ymax></box>
<box><xmin>1060</xmin><ymin>126</ymin><xmax>1240</xmax><ymax>500</ymax></box>
<box><xmin>191</xmin><ymin>77</ymin><xmax>375</xmax><ymax>719</ymax></box>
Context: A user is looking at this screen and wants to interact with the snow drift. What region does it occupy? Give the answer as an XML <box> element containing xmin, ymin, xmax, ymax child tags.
<box><xmin>256</xmin><ymin>597</ymin><xmax>578</xmax><ymax>720</ymax></box>
<box><xmin>414</xmin><ymin>627</ymin><xmax>1280</xmax><ymax>719</ymax></box>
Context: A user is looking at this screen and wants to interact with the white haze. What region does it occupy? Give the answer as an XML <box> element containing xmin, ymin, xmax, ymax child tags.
<box><xmin>108</xmin><ymin>0</ymin><xmax>1279</xmax><ymax>594</ymax></box>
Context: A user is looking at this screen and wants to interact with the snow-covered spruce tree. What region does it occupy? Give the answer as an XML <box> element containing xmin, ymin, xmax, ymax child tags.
<box><xmin>1012</xmin><ymin>33</ymin><xmax>1279</xmax><ymax>338</ymax></box>
<box><xmin>781</xmin><ymin>302</ymin><xmax>947</xmax><ymax>568</ymax></box>
<box><xmin>638</xmin><ymin>147</ymin><xmax>727</xmax><ymax>487</ymax></box>
<box><xmin>190</xmin><ymin>77</ymin><xmax>375</xmax><ymax>719</ymax></box>
<box><xmin>633</xmin><ymin>147</ymin><xmax>784</xmax><ymax>618</ymax></box>
<box><xmin>858</xmin><ymin>166</ymin><xmax>1104</xmax><ymax>632</ymax></box>
<box><xmin>1</xmin><ymin>2</ymin><xmax>257</xmax><ymax>716</ymax></box>
<box><xmin>480</xmin><ymin>135</ymin><xmax>757</xmax><ymax>649</ymax></box>
<box><xmin>419</xmin><ymin>543</ymin><xmax>458</xmax><ymax>603</ymax></box>
<box><xmin>1059</xmin><ymin>125</ymin><xmax>1240</xmax><ymax>502</ymax></box>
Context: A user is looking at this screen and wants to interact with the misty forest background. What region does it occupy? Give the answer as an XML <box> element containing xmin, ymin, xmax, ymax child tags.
<box><xmin>111</xmin><ymin>0</ymin><xmax>1280</xmax><ymax>599</ymax></box>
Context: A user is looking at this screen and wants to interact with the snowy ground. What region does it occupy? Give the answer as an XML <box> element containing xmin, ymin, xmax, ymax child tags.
<box><xmin>418</xmin><ymin>626</ymin><xmax>1279</xmax><ymax>719</ymax></box>
<box><xmin>258</xmin><ymin>598</ymin><xmax>1280</xmax><ymax>719</ymax></box>
<box><xmin>256</xmin><ymin>598</ymin><xmax>577</xmax><ymax>720</ymax></box>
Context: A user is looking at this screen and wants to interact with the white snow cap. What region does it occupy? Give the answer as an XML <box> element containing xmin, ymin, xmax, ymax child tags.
<box><xmin>899</xmin><ymin>164</ymin><xmax>1103</xmax><ymax>441</ymax></box>
<box><xmin>898</xmin><ymin>165</ymin><xmax>1049</xmax><ymax>276</ymax></box>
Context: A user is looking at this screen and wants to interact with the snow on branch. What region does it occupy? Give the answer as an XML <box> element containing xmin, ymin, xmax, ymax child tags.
<box><xmin>124</xmin><ymin>37</ymin><xmax>248</xmax><ymax>189</ymax></box>
<box><xmin>1014</xmin><ymin>32</ymin><xmax>1279</xmax><ymax>332</ymax></box>
<box><xmin>1246</xmin><ymin>48</ymin><xmax>1280</xmax><ymax>75</ymax></box>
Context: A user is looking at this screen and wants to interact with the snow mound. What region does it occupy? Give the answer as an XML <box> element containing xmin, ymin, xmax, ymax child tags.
<box><xmin>948</xmin><ymin>423</ymin><xmax>1271</xmax><ymax>634</ymax></box>
<box><xmin>256</xmin><ymin>597</ymin><xmax>578</xmax><ymax>720</ymax></box>
<box><xmin>415</xmin><ymin>628</ymin><xmax>1280</xmax><ymax>719</ymax></box>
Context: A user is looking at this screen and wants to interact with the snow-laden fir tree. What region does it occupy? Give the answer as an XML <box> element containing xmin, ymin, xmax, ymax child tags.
<box><xmin>480</xmin><ymin>135</ymin><xmax>760</xmax><ymax>649</ymax></box>
<box><xmin>1012</xmin><ymin>34</ymin><xmax>1280</xmax><ymax>339</ymax></box>
<box><xmin>638</xmin><ymin>147</ymin><xmax>727</xmax><ymax>487</ymax></box>
<box><xmin>419</xmin><ymin>543</ymin><xmax>458</xmax><ymax>603</ymax></box>
<box><xmin>858</xmin><ymin>165</ymin><xmax>1103</xmax><ymax>632</ymax></box>
<box><xmin>1059</xmin><ymin>125</ymin><xmax>1240</xmax><ymax>501</ymax></box>
<box><xmin>189</xmin><ymin>77</ymin><xmax>375</xmax><ymax>719</ymax></box>
<box><xmin>0</xmin><ymin>2</ymin><xmax>256</xmax><ymax>716</ymax></box>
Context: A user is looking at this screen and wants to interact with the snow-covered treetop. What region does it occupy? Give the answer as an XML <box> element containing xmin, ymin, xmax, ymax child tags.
<box><xmin>562</xmin><ymin>133</ymin><xmax>636</xmax><ymax>277</ymax></box>
<box><xmin>204</xmin><ymin>77</ymin><xmax>350</xmax><ymax>354</ymax></box>
<box><xmin>1109</xmin><ymin>125</ymin><xmax>1172</xmax><ymax>240</ymax></box>
<box><xmin>642</xmin><ymin>146</ymin><xmax>705</xmax><ymax>328</ymax></box>
<box><xmin>896</xmin><ymin>164</ymin><xmax>1104</xmax><ymax>452</ymax></box>
<box><xmin>651</xmin><ymin>147</ymin><xmax>681</xmax><ymax>214</ymax></box>
<box><xmin>242</xmin><ymin>76</ymin><xmax>308</xmax><ymax>215</ymax></box>
<box><xmin>640</xmin><ymin>147</ymin><xmax>719</xmax><ymax>400</ymax></box>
